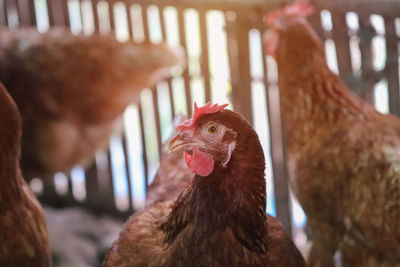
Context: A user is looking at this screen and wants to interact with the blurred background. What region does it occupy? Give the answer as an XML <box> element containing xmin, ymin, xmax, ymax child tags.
<box><xmin>1</xmin><ymin>0</ymin><xmax>397</xmax><ymax>266</ymax></box>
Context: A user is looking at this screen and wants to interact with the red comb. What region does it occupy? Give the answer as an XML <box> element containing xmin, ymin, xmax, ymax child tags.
<box><xmin>265</xmin><ymin>1</ymin><xmax>314</xmax><ymax>26</ymax></box>
<box><xmin>178</xmin><ymin>102</ymin><xmax>229</xmax><ymax>132</ymax></box>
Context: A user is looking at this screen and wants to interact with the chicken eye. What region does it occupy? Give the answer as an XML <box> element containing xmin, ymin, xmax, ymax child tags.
<box><xmin>207</xmin><ymin>125</ymin><xmax>219</xmax><ymax>134</ymax></box>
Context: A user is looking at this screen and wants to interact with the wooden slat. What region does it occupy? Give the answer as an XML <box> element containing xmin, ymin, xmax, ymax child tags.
<box><xmin>226</xmin><ymin>13</ymin><xmax>253</xmax><ymax>123</ymax></box>
<box><xmin>106</xmin><ymin>149</ymin><xmax>116</xmax><ymax>209</ymax></box>
<box><xmin>152</xmin><ymin>88</ymin><xmax>163</xmax><ymax>156</ymax></box>
<box><xmin>156</xmin><ymin>7</ymin><xmax>176</xmax><ymax>118</ymax></box>
<box><xmin>166</xmin><ymin>80</ymin><xmax>176</xmax><ymax>118</ymax></box>
<box><xmin>199</xmin><ymin>9</ymin><xmax>212</xmax><ymax>103</ymax></box>
<box><xmin>177</xmin><ymin>7</ymin><xmax>192</xmax><ymax>116</ymax></box>
<box><xmin>108</xmin><ymin>0</ymin><xmax>114</xmax><ymax>30</ymax></box>
<box><xmin>48</xmin><ymin>0</ymin><xmax>68</xmax><ymax>26</ymax></box>
<box><xmin>16</xmin><ymin>0</ymin><xmax>35</xmax><ymax>26</ymax></box>
<box><xmin>66</xmin><ymin>173</ymin><xmax>76</xmax><ymax>204</ymax></box>
<box><xmin>78</xmin><ymin>0</ymin><xmax>84</xmax><ymax>31</ymax></box>
<box><xmin>358</xmin><ymin>15</ymin><xmax>376</xmax><ymax>104</ymax></box>
<box><xmin>140</xmin><ymin>4</ymin><xmax>149</xmax><ymax>40</ymax></box>
<box><xmin>61</xmin><ymin>0</ymin><xmax>70</xmax><ymax>27</ymax></box>
<box><xmin>331</xmin><ymin>11</ymin><xmax>354</xmax><ymax>84</ymax></box>
<box><xmin>126</xmin><ymin>1</ymin><xmax>134</xmax><ymax>38</ymax></box>
<box><xmin>138</xmin><ymin>102</ymin><xmax>149</xmax><ymax>190</ymax></box>
<box><xmin>0</xmin><ymin>0</ymin><xmax>7</xmax><ymax>26</ymax></box>
<box><xmin>158</xmin><ymin>5</ymin><xmax>166</xmax><ymax>39</ymax></box>
<box><xmin>84</xmin><ymin>162</ymin><xmax>99</xmax><ymax>206</ymax></box>
<box><xmin>4</xmin><ymin>0</ymin><xmax>18</xmax><ymax>27</ymax></box>
<box><xmin>384</xmin><ymin>16</ymin><xmax>400</xmax><ymax>116</ymax></box>
<box><xmin>308</xmin><ymin>7</ymin><xmax>325</xmax><ymax>40</ymax></box>
<box><xmin>122</xmin><ymin>133</ymin><xmax>134</xmax><ymax>211</ymax></box>
<box><xmin>46</xmin><ymin>0</ymin><xmax>54</xmax><ymax>26</ymax></box>
<box><xmin>91</xmin><ymin>0</ymin><xmax>100</xmax><ymax>32</ymax></box>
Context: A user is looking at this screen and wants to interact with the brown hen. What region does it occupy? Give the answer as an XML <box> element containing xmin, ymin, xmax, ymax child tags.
<box><xmin>104</xmin><ymin>103</ymin><xmax>305</xmax><ymax>267</ymax></box>
<box><xmin>0</xmin><ymin>27</ymin><xmax>184</xmax><ymax>179</ymax></box>
<box><xmin>266</xmin><ymin>2</ymin><xmax>400</xmax><ymax>266</ymax></box>
<box><xmin>0</xmin><ymin>83</ymin><xmax>50</xmax><ymax>266</ymax></box>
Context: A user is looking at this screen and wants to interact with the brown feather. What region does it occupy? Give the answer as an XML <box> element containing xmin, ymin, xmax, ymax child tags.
<box><xmin>272</xmin><ymin>13</ymin><xmax>400</xmax><ymax>266</ymax></box>
<box><xmin>0</xmin><ymin>83</ymin><xmax>50</xmax><ymax>266</ymax></box>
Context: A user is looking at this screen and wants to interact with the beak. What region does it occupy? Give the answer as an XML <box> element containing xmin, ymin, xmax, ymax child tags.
<box><xmin>168</xmin><ymin>133</ymin><xmax>193</xmax><ymax>153</ymax></box>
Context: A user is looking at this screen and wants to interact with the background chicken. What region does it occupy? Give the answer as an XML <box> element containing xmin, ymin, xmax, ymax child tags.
<box><xmin>145</xmin><ymin>115</ymin><xmax>194</xmax><ymax>207</ymax></box>
<box><xmin>0</xmin><ymin>27</ymin><xmax>184</xmax><ymax>179</ymax></box>
<box><xmin>266</xmin><ymin>2</ymin><xmax>400</xmax><ymax>266</ymax></box>
<box><xmin>104</xmin><ymin>103</ymin><xmax>306</xmax><ymax>267</ymax></box>
<box><xmin>0</xmin><ymin>83</ymin><xmax>50</xmax><ymax>266</ymax></box>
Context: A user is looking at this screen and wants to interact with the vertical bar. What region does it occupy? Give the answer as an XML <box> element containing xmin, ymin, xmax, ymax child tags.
<box><xmin>308</xmin><ymin>6</ymin><xmax>325</xmax><ymax>40</ymax></box>
<box><xmin>108</xmin><ymin>0</ymin><xmax>114</xmax><ymax>30</ymax></box>
<box><xmin>167</xmin><ymin>79</ymin><xmax>176</xmax><ymax>118</ymax></box>
<box><xmin>66</xmin><ymin>173</ymin><xmax>76</xmax><ymax>204</ymax></box>
<box><xmin>157</xmin><ymin>7</ymin><xmax>176</xmax><ymax>117</ymax></box>
<box><xmin>177</xmin><ymin>7</ymin><xmax>192</xmax><ymax>116</ymax></box>
<box><xmin>91</xmin><ymin>0</ymin><xmax>99</xmax><ymax>32</ymax></box>
<box><xmin>140</xmin><ymin>4</ymin><xmax>149</xmax><ymax>40</ymax></box>
<box><xmin>331</xmin><ymin>11</ymin><xmax>353</xmax><ymax>84</ymax></box>
<box><xmin>226</xmin><ymin>13</ymin><xmax>253</xmax><ymax>123</ymax></box>
<box><xmin>199</xmin><ymin>9</ymin><xmax>212</xmax><ymax>103</ymax></box>
<box><xmin>259</xmin><ymin>23</ymin><xmax>293</xmax><ymax>236</ymax></box>
<box><xmin>384</xmin><ymin>17</ymin><xmax>400</xmax><ymax>116</ymax></box>
<box><xmin>106</xmin><ymin>150</ymin><xmax>116</xmax><ymax>210</ymax></box>
<box><xmin>16</xmin><ymin>0</ymin><xmax>35</xmax><ymax>26</ymax></box>
<box><xmin>358</xmin><ymin>15</ymin><xmax>375</xmax><ymax>104</ymax></box>
<box><xmin>46</xmin><ymin>0</ymin><xmax>54</xmax><ymax>25</ymax></box>
<box><xmin>138</xmin><ymin>102</ymin><xmax>149</xmax><ymax>191</ymax></box>
<box><xmin>0</xmin><ymin>0</ymin><xmax>7</xmax><ymax>26</ymax></box>
<box><xmin>121</xmin><ymin>133</ymin><xmax>134</xmax><ymax>211</ymax></box>
<box><xmin>152</xmin><ymin>88</ymin><xmax>163</xmax><ymax>156</ymax></box>
<box><xmin>158</xmin><ymin>5</ymin><xmax>166</xmax><ymax>39</ymax></box>
<box><xmin>126</xmin><ymin>1</ymin><xmax>134</xmax><ymax>39</ymax></box>
<box><xmin>78</xmin><ymin>0</ymin><xmax>84</xmax><ymax>29</ymax></box>
<box><xmin>84</xmin><ymin>162</ymin><xmax>99</xmax><ymax>208</ymax></box>
<box><xmin>4</xmin><ymin>0</ymin><xmax>17</xmax><ymax>27</ymax></box>
<box><xmin>62</xmin><ymin>0</ymin><xmax>70</xmax><ymax>27</ymax></box>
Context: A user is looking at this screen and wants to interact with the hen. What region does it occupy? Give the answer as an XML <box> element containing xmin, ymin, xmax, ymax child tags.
<box><xmin>0</xmin><ymin>27</ymin><xmax>184</xmax><ymax>179</ymax></box>
<box><xmin>266</xmin><ymin>3</ymin><xmax>400</xmax><ymax>266</ymax></box>
<box><xmin>0</xmin><ymin>83</ymin><xmax>50</xmax><ymax>266</ymax></box>
<box><xmin>103</xmin><ymin>102</ymin><xmax>306</xmax><ymax>267</ymax></box>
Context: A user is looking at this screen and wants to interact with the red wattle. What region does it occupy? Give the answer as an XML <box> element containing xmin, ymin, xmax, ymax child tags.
<box><xmin>184</xmin><ymin>147</ymin><xmax>214</xmax><ymax>176</ymax></box>
<box><xmin>191</xmin><ymin>146</ymin><xmax>214</xmax><ymax>177</ymax></box>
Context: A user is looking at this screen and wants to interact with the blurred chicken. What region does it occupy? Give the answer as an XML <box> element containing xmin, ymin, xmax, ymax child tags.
<box><xmin>104</xmin><ymin>103</ymin><xmax>306</xmax><ymax>267</ymax></box>
<box><xmin>0</xmin><ymin>83</ymin><xmax>50</xmax><ymax>266</ymax></box>
<box><xmin>145</xmin><ymin>115</ymin><xmax>194</xmax><ymax>207</ymax></box>
<box><xmin>0</xmin><ymin>27</ymin><xmax>184</xmax><ymax>179</ymax></box>
<box><xmin>266</xmin><ymin>2</ymin><xmax>400</xmax><ymax>266</ymax></box>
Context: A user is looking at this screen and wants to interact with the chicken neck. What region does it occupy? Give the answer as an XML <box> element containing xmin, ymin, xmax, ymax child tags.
<box><xmin>276</xmin><ymin>28</ymin><xmax>375</xmax><ymax>153</ymax></box>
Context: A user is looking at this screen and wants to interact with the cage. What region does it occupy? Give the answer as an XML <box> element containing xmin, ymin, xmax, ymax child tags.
<box><xmin>1</xmin><ymin>0</ymin><xmax>399</xmax><ymax>265</ymax></box>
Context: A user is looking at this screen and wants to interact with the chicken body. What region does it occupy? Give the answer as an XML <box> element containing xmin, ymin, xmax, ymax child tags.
<box><xmin>0</xmin><ymin>27</ymin><xmax>184</xmax><ymax>179</ymax></box>
<box><xmin>104</xmin><ymin>104</ymin><xmax>306</xmax><ymax>267</ymax></box>
<box><xmin>267</xmin><ymin>4</ymin><xmax>400</xmax><ymax>266</ymax></box>
<box><xmin>0</xmin><ymin>83</ymin><xmax>50</xmax><ymax>266</ymax></box>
